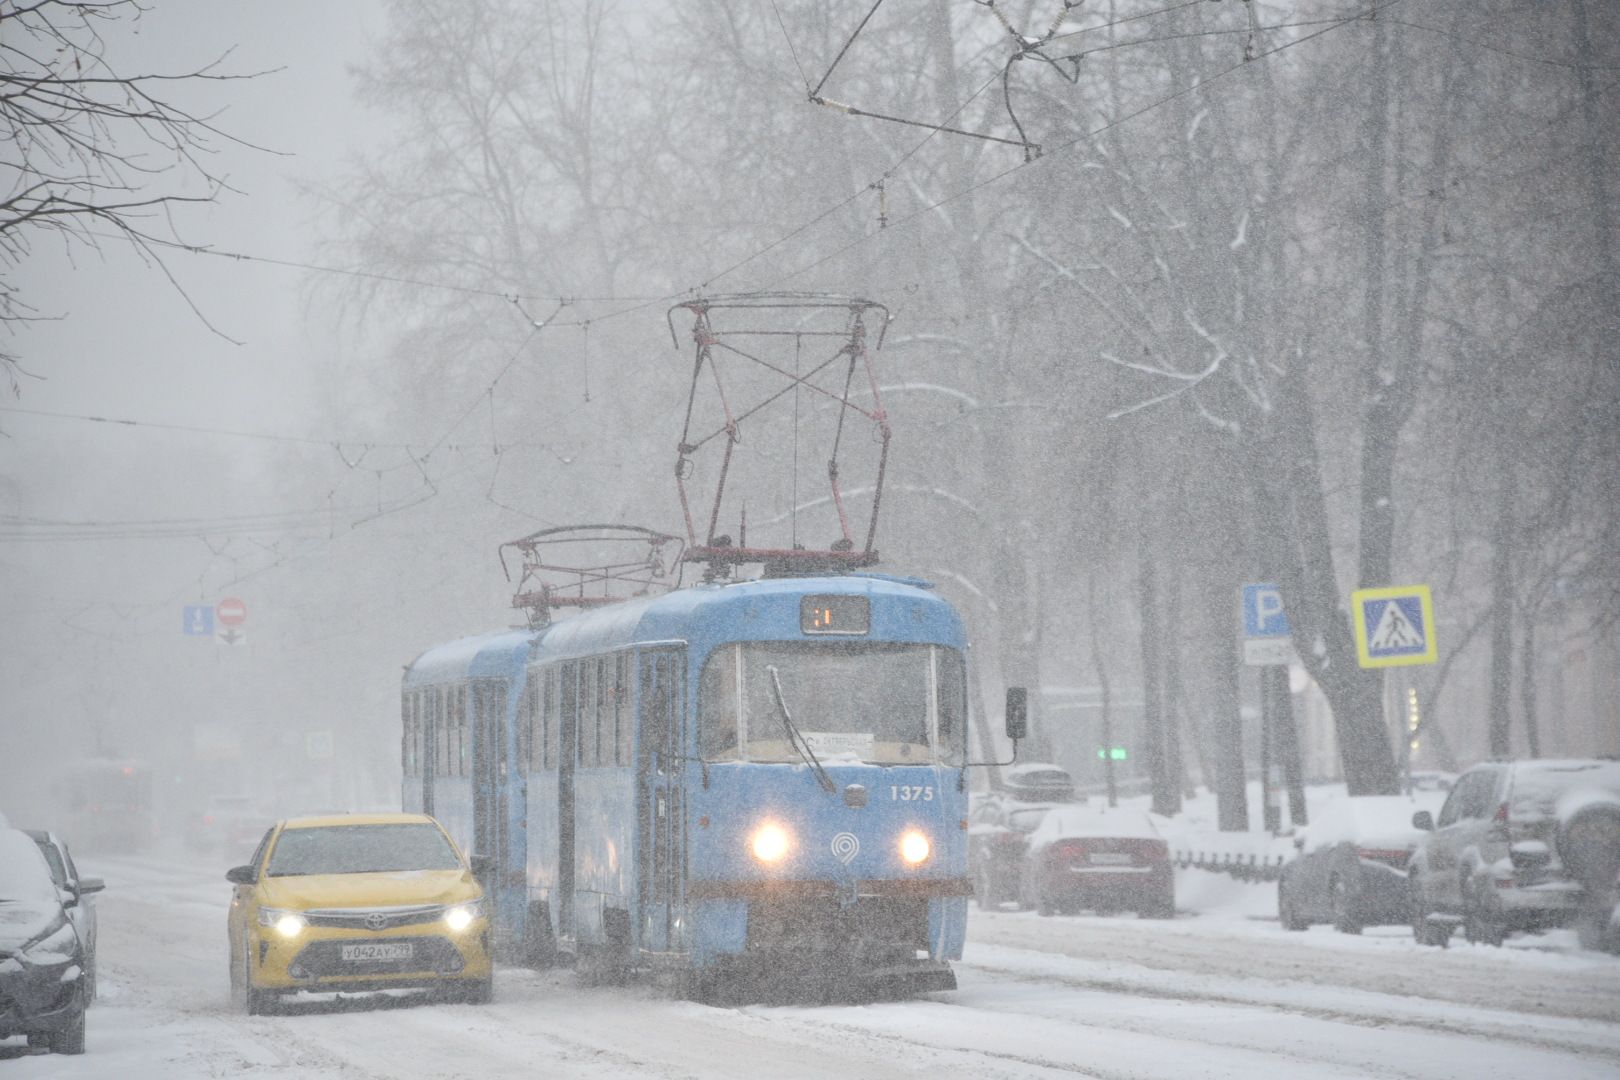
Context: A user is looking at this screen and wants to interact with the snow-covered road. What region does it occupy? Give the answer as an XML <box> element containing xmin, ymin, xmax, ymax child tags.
<box><xmin>6</xmin><ymin>852</ymin><xmax>1619</xmax><ymax>1079</ymax></box>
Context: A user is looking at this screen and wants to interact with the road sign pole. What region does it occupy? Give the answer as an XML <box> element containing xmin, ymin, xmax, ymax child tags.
<box><xmin>1261</xmin><ymin>679</ymin><xmax>1279</xmax><ymax>834</ymax></box>
<box><xmin>1265</xmin><ymin>664</ymin><xmax>1308</xmax><ymax>828</ymax></box>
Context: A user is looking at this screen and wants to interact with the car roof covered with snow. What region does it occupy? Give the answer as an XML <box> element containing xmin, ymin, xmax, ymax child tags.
<box><xmin>1027</xmin><ymin>804</ymin><xmax>1162</xmax><ymax>855</ymax></box>
<box><xmin>1001</xmin><ymin>762</ymin><xmax>1075</xmax><ymax>802</ymax></box>
<box><xmin>1297</xmin><ymin>794</ymin><xmax>1441</xmax><ymax>854</ymax></box>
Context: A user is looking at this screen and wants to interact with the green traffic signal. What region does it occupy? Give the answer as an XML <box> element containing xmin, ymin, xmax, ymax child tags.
<box><xmin>1096</xmin><ymin>747</ymin><xmax>1128</xmax><ymax>761</ymax></box>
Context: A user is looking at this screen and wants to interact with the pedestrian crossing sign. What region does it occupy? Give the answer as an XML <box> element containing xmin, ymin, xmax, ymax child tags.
<box><xmin>1351</xmin><ymin>585</ymin><xmax>1437</xmax><ymax>668</ymax></box>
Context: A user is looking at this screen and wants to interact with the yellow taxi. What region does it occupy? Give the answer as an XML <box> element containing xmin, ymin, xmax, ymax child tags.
<box><xmin>226</xmin><ymin>813</ymin><xmax>492</xmax><ymax>1013</ymax></box>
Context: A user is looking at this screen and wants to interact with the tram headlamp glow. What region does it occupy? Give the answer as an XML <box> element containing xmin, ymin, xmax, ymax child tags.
<box><xmin>258</xmin><ymin>908</ymin><xmax>306</xmax><ymax>938</ymax></box>
<box><xmin>444</xmin><ymin>902</ymin><xmax>481</xmax><ymax>932</ymax></box>
<box><xmin>750</xmin><ymin>823</ymin><xmax>791</xmax><ymax>863</ymax></box>
<box><xmin>899</xmin><ymin>830</ymin><xmax>932</xmax><ymax>865</ymax></box>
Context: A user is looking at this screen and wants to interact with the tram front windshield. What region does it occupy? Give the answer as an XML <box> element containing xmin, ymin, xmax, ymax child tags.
<box><xmin>700</xmin><ymin>642</ymin><xmax>966</xmax><ymax>765</ymax></box>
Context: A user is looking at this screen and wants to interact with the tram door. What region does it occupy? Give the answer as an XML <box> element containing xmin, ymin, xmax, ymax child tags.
<box><xmin>471</xmin><ymin>680</ymin><xmax>507</xmax><ymax>902</ymax></box>
<box><xmin>556</xmin><ymin>663</ymin><xmax>579</xmax><ymax>945</ymax></box>
<box><xmin>638</xmin><ymin>648</ymin><xmax>686</xmax><ymax>952</ymax></box>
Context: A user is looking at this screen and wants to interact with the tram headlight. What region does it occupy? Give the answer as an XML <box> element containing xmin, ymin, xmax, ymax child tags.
<box><xmin>750</xmin><ymin>822</ymin><xmax>791</xmax><ymax>863</ymax></box>
<box><xmin>899</xmin><ymin>830</ymin><xmax>931</xmax><ymax>865</ymax></box>
<box><xmin>258</xmin><ymin>908</ymin><xmax>306</xmax><ymax>938</ymax></box>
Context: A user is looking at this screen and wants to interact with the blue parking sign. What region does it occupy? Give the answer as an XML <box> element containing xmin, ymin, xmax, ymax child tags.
<box><xmin>183</xmin><ymin>605</ymin><xmax>214</xmax><ymax>636</ymax></box>
<box><xmin>1242</xmin><ymin>584</ymin><xmax>1290</xmax><ymax>638</ymax></box>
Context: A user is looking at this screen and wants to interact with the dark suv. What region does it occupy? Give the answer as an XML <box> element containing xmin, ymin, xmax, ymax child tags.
<box><xmin>1408</xmin><ymin>759</ymin><xmax>1620</xmax><ymax>946</ymax></box>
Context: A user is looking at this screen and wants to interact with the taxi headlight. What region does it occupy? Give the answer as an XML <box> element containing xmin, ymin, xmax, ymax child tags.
<box><xmin>444</xmin><ymin>901</ymin><xmax>482</xmax><ymax>932</ymax></box>
<box><xmin>750</xmin><ymin>823</ymin><xmax>791</xmax><ymax>863</ymax></box>
<box><xmin>258</xmin><ymin>908</ymin><xmax>306</xmax><ymax>938</ymax></box>
<box><xmin>899</xmin><ymin>830</ymin><xmax>931</xmax><ymax>865</ymax></box>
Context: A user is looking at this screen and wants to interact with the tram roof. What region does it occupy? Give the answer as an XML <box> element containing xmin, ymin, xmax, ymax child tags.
<box><xmin>404</xmin><ymin>576</ymin><xmax>965</xmax><ymax>688</ymax></box>
<box><xmin>403</xmin><ymin>628</ymin><xmax>538</xmax><ymax>689</ymax></box>
<box><xmin>532</xmin><ymin>573</ymin><xmax>965</xmax><ymax>660</ymax></box>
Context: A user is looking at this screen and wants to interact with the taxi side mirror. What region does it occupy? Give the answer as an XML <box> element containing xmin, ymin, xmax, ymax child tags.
<box><xmin>1411</xmin><ymin>810</ymin><xmax>1434</xmax><ymax>832</ymax></box>
<box><xmin>1004</xmin><ymin>687</ymin><xmax>1028</xmax><ymax>742</ymax></box>
<box><xmin>76</xmin><ymin>876</ymin><xmax>105</xmax><ymax>896</ymax></box>
<box><xmin>225</xmin><ymin>865</ymin><xmax>257</xmax><ymax>885</ymax></box>
<box><xmin>469</xmin><ymin>853</ymin><xmax>494</xmax><ymax>878</ymax></box>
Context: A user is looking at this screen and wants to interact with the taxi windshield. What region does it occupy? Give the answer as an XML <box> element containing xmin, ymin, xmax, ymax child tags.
<box><xmin>266</xmin><ymin>823</ymin><xmax>461</xmax><ymax>877</ymax></box>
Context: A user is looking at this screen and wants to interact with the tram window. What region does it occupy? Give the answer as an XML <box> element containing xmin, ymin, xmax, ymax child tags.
<box><xmin>615</xmin><ymin>652</ymin><xmax>632</xmax><ymax>766</ymax></box>
<box><xmin>937</xmin><ymin>647</ymin><xmax>967</xmax><ymax>765</ymax></box>
<box><xmin>602</xmin><ymin>656</ymin><xmax>617</xmax><ymax>766</ymax></box>
<box><xmin>440</xmin><ymin>688</ymin><xmax>453</xmax><ymax>779</ymax></box>
<box><xmin>631</xmin><ymin>660</ymin><xmax>657</xmax><ymax>767</ymax></box>
<box><xmin>437</xmin><ymin>688</ymin><xmax>449</xmax><ymax>779</ymax></box>
<box><xmin>519</xmin><ymin>680</ymin><xmax>536</xmax><ymax>773</ymax></box>
<box><xmin>699</xmin><ymin>645</ymin><xmax>740</xmax><ymax>761</ymax></box>
<box><xmin>559</xmin><ymin>663</ymin><xmax>579</xmax><ymax>765</ymax></box>
<box><xmin>542</xmin><ymin>667</ymin><xmax>558</xmax><ymax>770</ymax></box>
<box><xmin>457</xmin><ymin>685</ymin><xmax>470</xmax><ymax>777</ymax></box>
<box><xmin>416</xmin><ymin>693</ymin><xmax>426</xmax><ymax>779</ymax></box>
<box><xmin>411</xmin><ymin>692</ymin><xmax>422</xmax><ymax>778</ymax></box>
<box><xmin>583</xmin><ymin>658</ymin><xmax>602</xmax><ymax>768</ymax></box>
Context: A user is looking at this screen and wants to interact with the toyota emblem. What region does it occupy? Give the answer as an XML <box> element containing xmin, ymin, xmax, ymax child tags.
<box><xmin>364</xmin><ymin>912</ymin><xmax>388</xmax><ymax>931</ymax></box>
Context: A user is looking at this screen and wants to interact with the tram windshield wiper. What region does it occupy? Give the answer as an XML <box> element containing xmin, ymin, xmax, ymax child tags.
<box><xmin>764</xmin><ymin>664</ymin><xmax>838</xmax><ymax>794</ymax></box>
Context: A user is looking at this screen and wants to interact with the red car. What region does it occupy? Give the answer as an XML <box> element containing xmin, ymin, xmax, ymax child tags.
<box><xmin>1017</xmin><ymin>805</ymin><xmax>1174</xmax><ymax>918</ymax></box>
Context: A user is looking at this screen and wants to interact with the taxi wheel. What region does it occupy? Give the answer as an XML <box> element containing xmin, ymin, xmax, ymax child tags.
<box><xmin>447</xmin><ymin>974</ymin><xmax>493</xmax><ymax>1005</ymax></box>
<box><xmin>240</xmin><ymin>941</ymin><xmax>276</xmax><ymax>1016</ymax></box>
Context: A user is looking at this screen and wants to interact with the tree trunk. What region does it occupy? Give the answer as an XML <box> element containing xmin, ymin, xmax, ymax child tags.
<box><xmin>1520</xmin><ymin>612</ymin><xmax>1541</xmax><ymax>758</ymax></box>
<box><xmin>1260</xmin><ymin>375</ymin><xmax>1399</xmax><ymax>794</ymax></box>
<box><xmin>1086</xmin><ymin>570</ymin><xmax>1119</xmax><ymax>807</ymax></box>
<box><xmin>1160</xmin><ymin>549</ymin><xmax>1186</xmax><ymax>815</ymax></box>
<box><xmin>1487</xmin><ymin>473</ymin><xmax>1516</xmax><ymax>759</ymax></box>
<box><xmin>1139</xmin><ymin>544</ymin><xmax>1175</xmax><ymax>818</ymax></box>
<box><xmin>1203</xmin><ymin>577</ymin><xmax>1249</xmax><ymax>831</ymax></box>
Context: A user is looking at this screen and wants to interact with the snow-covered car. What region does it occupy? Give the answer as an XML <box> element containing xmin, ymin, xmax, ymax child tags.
<box><xmin>226</xmin><ymin>813</ymin><xmax>493</xmax><ymax>1014</ymax></box>
<box><xmin>1001</xmin><ymin>763</ymin><xmax>1076</xmax><ymax>803</ymax></box>
<box><xmin>1408</xmin><ymin>770</ymin><xmax>1457</xmax><ymax>793</ymax></box>
<box><xmin>1278</xmin><ymin>795</ymin><xmax>1435</xmax><ymax>934</ymax></box>
<box><xmin>187</xmin><ymin>795</ymin><xmax>274</xmax><ymax>858</ymax></box>
<box><xmin>969</xmin><ymin>764</ymin><xmax>1077</xmax><ymax>908</ymax></box>
<box><xmin>1409</xmin><ymin>759</ymin><xmax>1620</xmax><ymax>947</ymax></box>
<box><xmin>0</xmin><ymin>827</ymin><xmax>100</xmax><ymax>1054</ymax></box>
<box><xmin>970</xmin><ymin>796</ymin><xmax>1065</xmax><ymax>908</ymax></box>
<box><xmin>1016</xmin><ymin>804</ymin><xmax>1173</xmax><ymax>918</ymax></box>
<box><xmin>24</xmin><ymin>829</ymin><xmax>102</xmax><ymax>999</ymax></box>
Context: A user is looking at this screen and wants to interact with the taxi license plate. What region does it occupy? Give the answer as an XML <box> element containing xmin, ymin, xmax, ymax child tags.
<box><xmin>1088</xmin><ymin>852</ymin><xmax>1133</xmax><ymax>865</ymax></box>
<box><xmin>341</xmin><ymin>942</ymin><xmax>413</xmax><ymax>963</ymax></box>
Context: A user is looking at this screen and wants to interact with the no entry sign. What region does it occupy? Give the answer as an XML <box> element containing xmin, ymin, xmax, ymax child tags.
<box><xmin>216</xmin><ymin>597</ymin><xmax>248</xmax><ymax>627</ymax></box>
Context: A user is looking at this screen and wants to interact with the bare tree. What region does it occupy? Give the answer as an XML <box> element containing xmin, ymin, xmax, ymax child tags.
<box><xmin>0</xmin><ymin>0</ymin><xmax>258</xmax><ymax>391</ymax></box>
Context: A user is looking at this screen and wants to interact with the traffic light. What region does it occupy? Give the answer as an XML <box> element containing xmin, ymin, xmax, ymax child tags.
<box><xmin>1096</xmin><ymin>746</ymin><xmax>1128</xmax><ymax>761</ymax></box>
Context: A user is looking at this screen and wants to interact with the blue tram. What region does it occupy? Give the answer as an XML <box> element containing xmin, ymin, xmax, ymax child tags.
<box><xmin>403</xmin><ymin>572</ymin><xmax>989</xmax><ymax>997</ymax></box>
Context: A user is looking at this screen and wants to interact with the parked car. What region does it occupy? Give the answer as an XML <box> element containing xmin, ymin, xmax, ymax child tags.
<box><xmin>1408</xmin><ymin>770</ymin><xmax>1457</xmax><ymax>793</ymax></box>
<box><xmin>1409</xmin><ymin>759</ymin><xmax>1620</xmax><ymax>947</ymax></box>
<box><xmin>1017</xmin><ymin>804</ymin><xmax>1173</xmax><ymax>918</ymax></box>
<box><xmin>1278</xmin><ymin>796</ymin><xmax>1436</xmax><ymax>934</ymax></box>
<box><xmin>188</xmin><ymin>795</ymin><xmax>274</xmax><ymax>858</ymax></box>
<box><xmin>969</xmin><ymin>764</ymin><xmax>1076</xmax><ymax>909</ymax></box>
<box><xmin>0</xmin><ymin>827</ymin><xmax>101</xmax><ymax>1054</ymax></box>
<box><xmin>1001</xmin><ymin>763</ymin><xmax>1076</xmax><ymax>803</ymax></box>
<box><xmin>23</xmin><ymin>829</ymin><xmax>102</xmax><ymax>999</ymax></box>
<box><xmin>226</xmin><ymin>813</ymin><xmax>492</xmax><ymax>1014</ymax></box>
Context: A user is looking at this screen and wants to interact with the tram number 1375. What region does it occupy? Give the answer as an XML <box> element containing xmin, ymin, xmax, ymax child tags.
<box><xmin>890</xmin><ymin>785</ymin><xmax>934</xmax><ymax>801</ymax></box>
